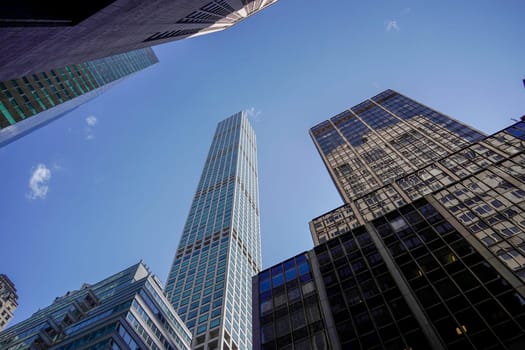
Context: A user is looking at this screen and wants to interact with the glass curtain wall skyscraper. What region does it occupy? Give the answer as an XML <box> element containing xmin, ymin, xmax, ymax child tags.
<box><xmin>0</xmin><ymin>48</ymin><xmax>158</xmax><ymax>147</ymax></box>
<box><xmin>310</xmin><ymin>89</ymin><xmax>486</xmax><ymax>204</ymax></box>
<box><xmin>0</xmin><ymin>262</ymin><xmax>191</xmax><ymax>350</ymax></box>
<box><xmin>165</xmin><ymin>112</ymin><xmax>261</xmax><ymax>350</ymax></box>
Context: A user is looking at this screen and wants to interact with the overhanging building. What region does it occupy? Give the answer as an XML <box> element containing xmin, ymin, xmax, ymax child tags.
<box><xmin>0</xmin><ymin>0</ymin><xmax>279</xmax><ymax>81</ymax></box>
<box><xmin>165</xmin><ymin>112</ymin><xmax>261</xmax><ymax>350</ymax></box>
<box><xmin>0</xmin><ymin>47</ymin><xmax>158</xmax><ymax>147</ymax></box>
<box><xmin>253</xmin><ymin>90</ymin><xmax>525</xmax><ymax>349</ymax></box>
<box><xmin>0</xmin><ymin>262</ymin><xmax>191</xmax><ymax>350</ymax></box>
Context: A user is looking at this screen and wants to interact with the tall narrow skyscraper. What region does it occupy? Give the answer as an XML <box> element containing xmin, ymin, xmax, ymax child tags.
<box><xmin>165</xmin><ymin>112</ymin><xmax>261</xmax><ymax>350</ymax></box>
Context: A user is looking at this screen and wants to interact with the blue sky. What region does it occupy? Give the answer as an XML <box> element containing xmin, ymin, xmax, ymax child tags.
<box><xmin>1</xmin><ymin>0</ymin><xmax>524</xmax><ymax>324</ymax></box>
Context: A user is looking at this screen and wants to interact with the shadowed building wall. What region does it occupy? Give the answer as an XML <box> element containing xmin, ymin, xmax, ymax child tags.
<box><xmin>0</xmin><ymin>0</ymin><xmax>279</xmax><ymax>81</ymax></box>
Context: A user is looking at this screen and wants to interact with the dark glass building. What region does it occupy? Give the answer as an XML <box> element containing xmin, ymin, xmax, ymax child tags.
<box><xmin>252</xmin><ymin>253</ymin><xmax>337</xmax><ymax>350</ymax></box>
<box><xmin>165</xmin><ymin>112</ymin><xmax>261</xmax><ymax>350</ymax></box>
<box><xmin>0</xmin><ymin>262</ymin><xmax>192</xmax><ymax>350</ymax></box>
<box><xmin>0</xmin><ymin>47</ymin><xmax>158</xmax><ymax>147</ymax></box>
<box><xmin>0</xmin><ymin>0</ymin><xmax>279</xmax><ymax>81</ymax></box>
<box><xmin>255</xmin><ymin>198</ymin><xmax>525</xmax><ymax>350</ymax></box>
<box><xmin>253</xmin><ymin>90</ymin><xmax>525</xmax><ymax>349</ymax></box>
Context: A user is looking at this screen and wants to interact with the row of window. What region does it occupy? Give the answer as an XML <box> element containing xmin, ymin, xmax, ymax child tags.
<box><xmin>375</xmin><ymin>199</ymin><xmax>525</xmax><ymax>349</ymax></box>
<box><xmin>315</xmin><ymin>226</ymin><xmax>430</xmax><ymax>350</ymax></box>
<box><xmin>258</xmin><ymin>254</ymin><xmax>330</xmax><ymax>350</ymax></box>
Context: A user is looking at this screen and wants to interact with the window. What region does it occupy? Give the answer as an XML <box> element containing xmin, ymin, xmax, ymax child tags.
<box><xmin>305</xmin><ymin>302</ymin><xmax>321</xmax><ymax>323</ymax></box>
<box><xmin>301</xmin><ymin>281</ymin><xmax>315</xmax><ymax>296</ymax></box>
<box><xmin>197</xmin><ymin>324</ymin><xmax>207</xmax><ymax>334</ymax></box>
<box><xmin>275</xmin><ymin>315</ymin><xmax>290</xmax><ymax>337</ymax></box>
<box><xmin>390</xmin><ymin>217</ymin><xmax>409</xmax><ymax>232</ymax></box>
<box><xmin>118</xmin><ymin>325</ymin><xmax>140</xmax><ymax>350</ymax></box>
<box><xmin>272</xmin><ymin>268</ymin><xmax>284</xmax><ymax>287</ymax></box>
<box><xmin>210</xmin><ymin>318</ymin><xmax>220</xmax><ymax>328</ymax></box>
<box><xmin>260</xmin><ymin>297</ymin><xmax>272</xmax><ymax>314</ymax></box>
<box><xmin>274</xmin><ymin>292</ymin><xmax>287</xmax><ymax>309</ymax></box>
<box><xmin>261</xmin><ymin>323</ymin><xmax>274</xmax><ymax>344</ymax></box>
<box><xmin>285</xmin><ymin>266</ymin><xmax>297</xmax><ymax>281</ymax></box>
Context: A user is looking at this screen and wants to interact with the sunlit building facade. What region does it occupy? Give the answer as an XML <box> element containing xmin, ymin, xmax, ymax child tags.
<box><xmin>165</xmin><ymin>112</ymin><xmax>261</xmax><ymax>350</ymax></box>
<box><xmin>0</xmin><ymin>0</ymin><xmax>279</xmax><ymax>81</ymax></box>
<box><xmin>310</xmin><ymin>90</ymin><xmax>525</xmax><ymax>281</ymax></box>
<box><xmin>0</xmin><ymin>275</ymin><xmax>17</xmax><ymax>331</ymax></box>
<box><xmin>0</xmin><ymin>48</ymin><xmax>158</xmax><ymax>147</ymax></box>
<box><xmin>309</xmin><ymin>89</ymin><xmax>485</xmax><ymax>203</ymax></box>
<box><xmin>0</xmin><ymin>262</ymin><xmax>191</xmax><ymax>350</ymax></box>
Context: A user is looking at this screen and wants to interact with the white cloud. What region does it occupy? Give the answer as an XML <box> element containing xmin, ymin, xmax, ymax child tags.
<box><xmin>85</xmin><ymin>115</ymin><xmax>97</xmax><ymax>140</ymax></box>
<box><xmin>385</xmin><ymin>20</ymin><xmax>400</xmax><ymax>32</ymax></box>
<box><xmin>245</xmin><ymin>107</ymin><xmax>262</xmax><ymax>122</ymax></box>
<box><xmin>27</xmin><ymin>164</ymin><xmax>51</xmax><ymax>200</ymax></box>
<box><xmin>86</xmin><ymin>115</ymin><xmax>97</xmax><ymax>126</ymax></box>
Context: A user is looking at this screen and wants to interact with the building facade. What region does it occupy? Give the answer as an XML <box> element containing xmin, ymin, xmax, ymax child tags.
<box><xmin>309</xmin><ymin>89</ymin><xmax>486</xmax><ymax>204</ymax></box>
<box><xmin>255</xmin><ymin>179</ymin><xmax>525</xmax><ymax>350</ymax></box>
<box><xmin>0</xmin><ymin>275</ymin><xmax>18</xmax><ymax>331</ymax></box>
<box><xmin>312</xmin><ymin>198</ymin><xmax>525</xmax><ymax>349</ymax></box>
<box><xmin>165</xmin><ymin>112</ymin><xmax>261</xmax><ymax>350</ymax></box>
<box><xmin>252</xmin><ymin>253</ymin><xmax>337</xmax><ymax>350</ymax></box>
<box><xmin>253</xmin><ymin>90</ymin><xmax>525</xmax><ymax>349</ymax></box>
<box><xmin>0</xmin><ymin>47</ymin><xmax>158</xmax><ymax>147</ymax></box>
<box><xmin>0</xmin><ymin>262</ymin><xmax>191</xmax><ymax>350</ymax></box>
<box><xmin>0</xmin><ymin>0</ymin><xmax>279</xmax><ymax>81</ymax></box>
<box><xmin>310</xmin><ymin>90</ymin><xmax>525</xmax><ymax>281</ymax></box>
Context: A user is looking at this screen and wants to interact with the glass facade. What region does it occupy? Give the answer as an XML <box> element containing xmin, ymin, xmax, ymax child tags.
<box><xmin>371</xmin><ymin>198</ymin><xmax>525</xmax><ymax>349</ymax></box>
<box><xmin>253</xmin><ymin>254</ymin><xmax>332</xmax><ymax>350</ymax></box>
<box><xmin>310</xmin><ymin>89</ymin><xmax>485</xmax><ymax>202</ymax></box>
<box><xmin>0</xmin><ymin>47</ymin><xmax>158</xmax><ymax>147</ymax></box>
<box><xmin>314</xmin><ymin>227</ymin><xmax>432</xmax><ymax>350</ymax></box>
<box><xmin>254</xmin><ymin>91</ymin><xmax>525</xmax><ymax>349</ymax></box>
<box><xmin>255</xmin><ymin>198</ymin><xmax>525</xmax><ymax>349</ymax></box>
<box><xmin>0</xmin><ymin>262</ymin><xmax>191</xmax><ymax>350</ymax></box>
<box><xmin>165</xmin><ymin>112</ymin><xmax>261</xmax><ymax>350</ymax></box>
<box><xmin>311</xmin><ymin>120</ymin><xmax>525</xmax><ymax>280</ymax></box>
